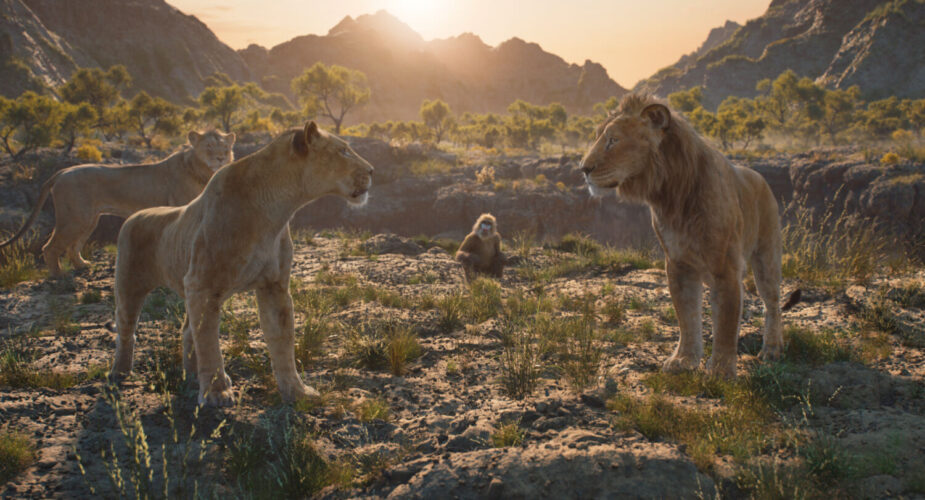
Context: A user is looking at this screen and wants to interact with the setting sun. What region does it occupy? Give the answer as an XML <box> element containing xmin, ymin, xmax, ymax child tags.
<box><xmin>389</xmin><ymin>0</ymin><xmax>450</xmax><ymax>34</ymax></box>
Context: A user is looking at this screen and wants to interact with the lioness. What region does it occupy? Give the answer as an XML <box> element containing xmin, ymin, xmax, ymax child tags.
<box><xmin>580</xmin><ymin>94</ymin><xmax>787</xmax><ymax>377</ymax></box>
<box><xmin>111</xmin><ymin>122</ymin><xmax>373</xmax><ymax>406</ymax></box>
<box><xmin>0</xmin><ymin>130</ymin><xmax>234</xmax><ymax>275</ymax></box>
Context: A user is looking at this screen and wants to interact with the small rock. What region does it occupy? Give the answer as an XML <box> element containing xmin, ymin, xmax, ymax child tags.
<box><xmin>444</xmin><ymin>435</ymin><xmax>480</xmax><ymax>452</ymax></box>
<box><xmin>580</xmin><ymin>393</ymin><xmax>605</xmax><ymax>409</ymax></box>
<box><xmin>486</xmin><ymin>477</ymin><xmax>505</xmax><ymax>499</ymax></box>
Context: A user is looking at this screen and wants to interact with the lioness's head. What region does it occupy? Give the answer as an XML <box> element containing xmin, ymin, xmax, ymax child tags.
<box><xmin>189</xmin><ymin>130</ymin><xmax>235</xmax><ymax>171</ymax></box>
<box><xmin>291</xmin><ymin>121</ymin><xmax>373</xmax><ymax>206</ymax></box>
<box><xmin>579</xmin><ymin>94</ymin><xmax>672</xmax><ymax>200</ymax></box>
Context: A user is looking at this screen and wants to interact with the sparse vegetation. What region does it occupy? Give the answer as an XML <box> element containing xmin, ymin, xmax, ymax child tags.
<box><xmin>0</xmin><ymin>429</ymin><xmax>35</xmax><ymax>484</ymax></box>
<box><xmin>491</xmin><ymin>422</ymin><xmax>524</xmax><ymax>448</ymax></box>
<box><xmin>0</xmin><ymin>232</ymin><xmax>43</xmax><ymax>289</ymax></box>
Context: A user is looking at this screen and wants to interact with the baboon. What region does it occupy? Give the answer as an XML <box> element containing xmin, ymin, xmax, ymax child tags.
<box><xmin>455</xmin><ymin>213</ymin><xmax>504</xmax><ymax>282</ymax></box>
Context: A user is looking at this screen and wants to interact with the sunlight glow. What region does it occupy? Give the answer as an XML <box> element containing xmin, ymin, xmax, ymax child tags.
<box><xmin>389</xmin><ymin>0</ymin><xmax>449</xmax><ymax>35</ymax></box>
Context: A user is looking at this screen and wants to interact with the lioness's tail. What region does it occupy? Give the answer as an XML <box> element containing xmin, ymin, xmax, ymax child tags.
<box><xmin>781</xmin><ymin>289</ymin><xmax>801</xmax><ymax>312</ymax></box>
<box><xmin>0</xmin><ymin>170</ymin><xmax>62</xmax><ymax>249</ymax></box>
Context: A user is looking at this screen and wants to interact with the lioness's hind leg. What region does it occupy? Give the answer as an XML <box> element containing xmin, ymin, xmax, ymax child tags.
<box><xmin>111</xmin><ymin>285</ymin><xmax>151</xmax><ymax>379</ymax></box>
<box><xmin>663</xmin><ymin>261</ymin><xmax>704</xmax><ymax>372</ymax></box>
<box><xmin>41</xmin><ymin>230</ymin><xmax>65</xmax><ymax>276</ymax></box>
<box><xmin>66</xmin><ymin>216</ymin><xmax>99</xmax><ymax>271</ymax></box>
<box><xmin>256</xmin><ymin>282</ymin><xmax>319</xmax><ymax>402</ymax></box>
<box><xmin>751</xmin><ymin>248</ymin><xmax>783</xmax><ymax>361</ymax></box>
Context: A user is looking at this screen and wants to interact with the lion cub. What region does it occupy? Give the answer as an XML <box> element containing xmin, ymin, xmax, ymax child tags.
<box><xmin>0</xmin><ymin>130</ymin><xmax>234</xmax><ymax>275</ymax></box>
<box><xmin>111</xmin><ymin>122</ymin><xmax>373</xmax><ymax>407</ymax></box>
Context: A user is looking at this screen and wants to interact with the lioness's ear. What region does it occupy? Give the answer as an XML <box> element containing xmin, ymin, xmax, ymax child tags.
<box><xmin>224</xmin><ymin>132</ymin><xmax>236</xmax><ymax>145</ymax></box>
<box><xmin>641</xmin><ymin>104</ymin><xmax>671</xmax><ymax>131</ymax></box>
<box><xmin>188</xmin><ymin>131</ymin><xmax>202</xmax><ymax>146</ymax></box>
<box><xmin>305</xmin><ymin>121</ymin><xmax>319</xmax><ymax>144</ymax></box>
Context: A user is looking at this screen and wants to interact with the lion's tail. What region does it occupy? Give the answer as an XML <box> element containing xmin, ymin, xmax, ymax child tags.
<box><xmin>0</xmin><ymin>169</ymin><xmax>62</xmax><ymax>249</ymax></box>
<box><xmin>781</xmin><ymin>289</ymin><xmax>801</xmax><ymax>312</ymax></box>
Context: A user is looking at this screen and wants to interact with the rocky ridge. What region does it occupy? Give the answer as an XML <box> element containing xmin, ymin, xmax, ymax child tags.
<box><xmin>634</xmin><ymin>0</ymin><xmax>925</xmax><ymax>107</ymax></box>
<box><xmin>240</xmin><ymin>10</ymin><xmax>626</xmax><ymax>123</ymax></box>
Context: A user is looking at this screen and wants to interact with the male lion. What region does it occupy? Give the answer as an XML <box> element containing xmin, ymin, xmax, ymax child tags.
<box><xmin>579</xmin><ymin>94</ymin><xmax>786</xmax><ymax>377</ymax></box>
<box><xmin>0</xmin><ymin>130</ymin><xmax>235</xmax><ymax>275</ymax></box>
<box><xmin>111</xmin><ymin>122</ymin><xmax>373</xmax><ymax>406</ymax></box>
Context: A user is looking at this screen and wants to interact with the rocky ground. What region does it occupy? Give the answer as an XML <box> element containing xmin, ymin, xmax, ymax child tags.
<box><xmin>1</xmin><ymin>233</ymin><xmax>924</xmax><ymax>499</ymax></box>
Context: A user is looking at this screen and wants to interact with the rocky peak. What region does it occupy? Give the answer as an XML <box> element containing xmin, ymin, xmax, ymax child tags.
<box><xmin>9</xmin><ymin>0</ymin><xmax>252</xmax><ymax>102</ymax></box>
<box><xmin>634</xmin><ymin>0</ymin><xmax>923</xmax><ymax>107</ymax></box>
<box><xmin>329</xmin><ymin>10</ymin><xmax>424</xmax><ymax>49</ymax></box>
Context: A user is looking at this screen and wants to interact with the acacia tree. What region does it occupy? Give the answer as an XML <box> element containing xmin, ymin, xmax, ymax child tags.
<box><xmin>59</xmin><ymin>65</ymin><xmax>131</xmax><ymax>133</ymax></box>
<box><xmin>0</xmin><ymin>92</ymin><xmax>63</xmax><ymax>159</ymax></box>
<box><xmin>58</xmin><ymin>102</ymin><xmax>97</xmax><ymax>156</ymax></box>
<box><xmin>128</xmin><ymin>91</ymin><xmax>181</xmax><ymax>147</ymax></box>
<box><xmin>291</xmin><ymin>62</ymin><xmax>370</xmax><ymax>134</ymax></box>
<box><xmin>420</xmin><ymin>99</ymin><xmax>455</xmax><ymax>144</ymax></box>
<box><xmin>199</xmin><ymin>84</ymin><xmax>245</xmax><ymax>133</ymax></box>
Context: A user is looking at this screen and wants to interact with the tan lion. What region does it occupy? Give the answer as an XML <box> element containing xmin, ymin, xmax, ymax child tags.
<box><xmin>111</xmin><ymin>122</ymin><xmax>373</xmax><ymax>406</ymax></box>
<box><xmin>0</xmin><ymin>130</ymin><xmax>235</xmax><ymax>275</ymax></box>
<box><xmin>580</xmin><ymin>94</ymin><xmax>791</xmax><ymax>377</ymax></box>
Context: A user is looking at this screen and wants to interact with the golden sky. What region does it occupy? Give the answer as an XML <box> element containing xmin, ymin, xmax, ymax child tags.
<box><xmin>170</xmin><ymin>0</ymin><xmax>770</xmax><ymax>87</ymax></box>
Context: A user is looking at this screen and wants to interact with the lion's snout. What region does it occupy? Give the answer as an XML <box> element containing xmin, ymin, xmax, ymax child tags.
<box><xmin>580</xmin><ymin>159</ymin><xmax>596</xmax><ymax>175</ymax></box>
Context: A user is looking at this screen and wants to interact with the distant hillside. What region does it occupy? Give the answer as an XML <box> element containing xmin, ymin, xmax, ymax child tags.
<box><xmin>634</xmin><ymin>0</ymin><xmax>925</xmax><ymax>108</ymax></box>
<box><xmin>239</xmin><ymin>10</ymin><xmax>627</xmax><ymax>123</ymax></box>
<box><xmin>0</xmin><ymin>0</ymin><xmax>251</xmax><ymax>102</ymax></box>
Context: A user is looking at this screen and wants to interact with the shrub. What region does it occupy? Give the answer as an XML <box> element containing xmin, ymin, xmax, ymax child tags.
<box><xmin>491</xmin><ymin>422</ymin><xmax>524</xmax><ymax>448</ymax></box>
<box><xmin>475</xmin><ymin>165</ymin><xmax>495</xmax><ymax>185</ymax></box>
<box><xmin>356</xmin><ymin>397</ymin><xmax>390</xmax><ymax>422</ymax></box>
<box><xmin>498</xmin><ymin>319</ymin><xmax>541</xmax><ymax>399</ymax></box>
<box><xmin>76</xmin><ymin>144</ymin><xmax>103</xmax><ymax>162</ymax></box>
<box><xmin>0</xmin><ymin>429</ymin><xmax>35</xmax><ymax>484</ymax></box>
<box><xmin>386</xmin><ymin>325</ymin><xmax>422</xmax><ymax>376</ymax></box>
<box><xmin>879</xmin><ymin>152</ymin><xmax>900</xmax><ymax>165</ymax></box>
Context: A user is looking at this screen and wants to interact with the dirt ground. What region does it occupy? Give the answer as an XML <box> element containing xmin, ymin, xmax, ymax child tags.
<box><xmin>1</xmin><ymin>234</ymin><xmax>923</xmax><ymax>499</ymax></box>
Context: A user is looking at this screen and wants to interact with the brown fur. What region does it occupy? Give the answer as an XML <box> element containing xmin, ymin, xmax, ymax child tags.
<box><xmin>111</xmin><ymin>122</ymin><xmax>373</xmax><ymax>406</ymax></box>
<box><xmin>580</xmin><ymin>94</ymin><xmax>784</xmax><ymax>377</ymax></box>
<box><xmin>455</xmin><ymin>213</ymin><xmax>504</xmax><ymax>282</ymax></box>
<box><xmin>0</xmin><ymin>130</ymin><xmax>234</xmax><ymax>275</ymax></box>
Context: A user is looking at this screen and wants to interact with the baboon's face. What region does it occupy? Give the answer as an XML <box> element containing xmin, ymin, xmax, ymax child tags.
<box><xmin>477</xmin><ymin>221</ymin><xmax>493</xmax><ymax>239</ymax></box>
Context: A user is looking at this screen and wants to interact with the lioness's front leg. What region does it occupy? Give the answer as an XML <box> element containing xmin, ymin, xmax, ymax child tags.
<box><xmin>705</xmin><ymin>271</ymin><xmax>743</xmax><ymax>378</ymax></box>
<box><xmin>256</xmin><ymin>282</ymin><xmax>319</xmax><ymax>402</ymax></box>
<box><xmin>185</xmin><ymin>289</ymin><xmax>234</xmax><ymax>407</ymax></box>
<box><xmin>663</xmin><ymin>260</ymin><xmax>704</xmax><ymax>372</ymax></box>
<box><xmin>180</xmin><ymin>315</ymin><xmax>198</xmax><ymax>378</ymax></box>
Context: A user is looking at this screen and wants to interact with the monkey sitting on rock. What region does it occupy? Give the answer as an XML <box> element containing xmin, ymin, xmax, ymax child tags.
<box><xmin>455</xmin><ymin>213</ymin><xmax>505</xmax><ymax>282</ymax></box>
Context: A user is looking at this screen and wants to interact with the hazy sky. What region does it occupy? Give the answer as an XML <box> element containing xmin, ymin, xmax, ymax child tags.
<box><xmin>171</xmin><ymin>0</ymin><xmax>770</xmax><ymax>87</ymax></box>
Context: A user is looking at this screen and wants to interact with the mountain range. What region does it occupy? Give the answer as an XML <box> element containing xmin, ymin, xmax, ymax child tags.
<box><xmin>0</xmin><ymin>1</ymin><xmax>624</xmax><ymax>123</ymax></box>
<box><xmin>1</xmin><ymin>0</ymin><xmax>922</xmax><ymax>122</ymax></box>
<box><xmin>634</xmin><ymin>0</ymin><xmax>925</xmax><ymax>108</ymax></box>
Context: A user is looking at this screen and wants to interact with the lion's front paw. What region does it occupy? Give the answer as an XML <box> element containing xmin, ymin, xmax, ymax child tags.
<box><xmin>280</xmin><ymin>381</ymin><xmax>321</xmax><ymax>403</ymax></box>
<box><xmin>662</xmin><ymin>354</ymin><xmax>699</xmax><ymax>372</ymax></box>
<box><xmin>198</xmin><ymin>372</ymin><xmax>234</xmax><ymax>407</ymax></box>
<box><xmin>198</xmin><ymin>387</ymin><xmax>235</xmax><ymax>407</ymax></box>
<box><xmin>108</xmin><ymin>368</ymin><xmax>131</xmax><ymax>384</ymax></box>
<box><xmin>109</xmin><ymin>360</ymin><xmax>133</xmax><ymax>382</ymax></box>
<box><xmin>758</xmin><ymin>344</ymin><xmax>782</xmax><ymax>362</ymax></box>
<box><xmin>705</xmin><ymin>355</ymin><xmax>736</xmax><ymax>378</ymax></box>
